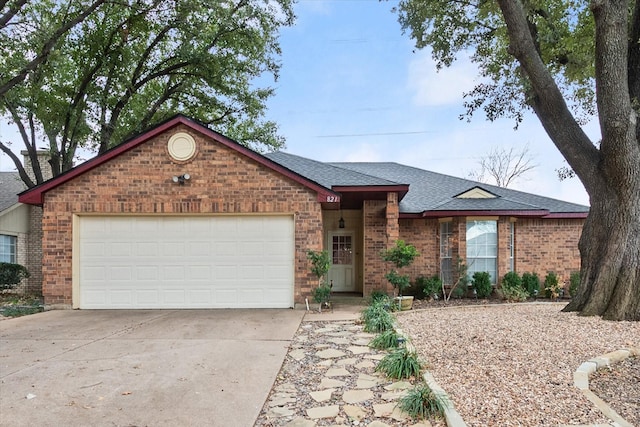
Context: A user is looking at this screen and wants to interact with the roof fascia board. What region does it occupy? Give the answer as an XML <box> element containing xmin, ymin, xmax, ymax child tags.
<box><xmin>421</xmin><ymin>209</ymin><xmax>551</xmax><ymax>217</ymax></box>
<box><xmin>332</xmin><ymin>185</ymin><xmax>409</xmax><ymax>193</ymax></box>
<box><xmin>18</xmin><ymin>115</ymin><xmax>339</xmax><ymax>205</ymax></box>
<box><xmin>541</xmin><ymin>212</ymin><xmax>589</xmax><ymax>219</ymax></box>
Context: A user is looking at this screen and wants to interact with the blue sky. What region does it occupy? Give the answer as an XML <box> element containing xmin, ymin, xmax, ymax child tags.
<box><xmin>1</xmin><ymin>0</ymin><xmax>595</xmax><ymax>206</ymax></box>
<box><xmin>262</xmin><ymin>0</ymin><xmax>595</xmax><ymax>206</ymax></box>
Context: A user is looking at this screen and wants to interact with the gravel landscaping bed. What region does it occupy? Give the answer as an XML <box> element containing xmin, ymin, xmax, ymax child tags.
<box><xmin>589</xmin><ymin>356</ymin><xmax>639</xmax><ymax>426</ymax></box>
<box><xmin>396</xmin><ymin>303</ymin><xmax>640</xmax><ymax>427</ymax></box>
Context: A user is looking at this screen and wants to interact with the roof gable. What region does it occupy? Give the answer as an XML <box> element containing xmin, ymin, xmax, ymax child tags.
<box><xmin>18</xmin><ymin>116</ymin><xmax>340</xmax><ymax>206</ymax></box>
<box><xmin>454</xmin><ymin>186</ymin><xmax>498</xmax><ymax>199</ymax></box>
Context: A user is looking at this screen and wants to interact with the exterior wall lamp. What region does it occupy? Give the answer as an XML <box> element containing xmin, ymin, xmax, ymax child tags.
<box><xmin>172</xmin><ymin>173</ymin><xmax>190</xmax><ymax>185</ymax></box>
<box><xmin>339</xmin><ymin>214</ymin><xmax>345</xmax><ymax>229</ymax></box>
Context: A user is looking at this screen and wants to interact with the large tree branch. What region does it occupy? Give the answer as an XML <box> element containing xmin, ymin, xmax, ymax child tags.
<box><xmin>496</xmin><ymin>0</ymin><xmax>601</xmax><ymax>195</ymax></box>
<box><xmin>0</xmin><ymin>141</ymin><xmax>34</xmax><ymax>188</ymax></box>
<box><xmin>0</xmin><ymin>0</ymin><xmax>109</xmax><ymax>97</ymax></box>
<box><xmin>0</xmin><ymin>0</ymin><xmax>28</xmax><ymax>29</ymax></box>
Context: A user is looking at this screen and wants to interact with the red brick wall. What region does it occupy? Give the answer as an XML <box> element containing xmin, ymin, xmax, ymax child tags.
<box><xmin>514</xmin><ymin>217</ymin><xmax>583</xmax><ymax>283</ymax></box>
<box><xmin>40</xmin><ymin>125</ymin><xmax>323</xmax><ymax>307</ymax></box>
<box><xmin>391</xmin><ymin>215</ymin><xmax>584</xmax><ymax>293</ymax></box>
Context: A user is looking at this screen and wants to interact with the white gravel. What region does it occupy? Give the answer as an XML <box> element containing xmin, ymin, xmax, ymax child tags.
<box><xmin>396</xmin><ymin>303</ymin><xmax>640</xmax><ymax>427</ymax></box>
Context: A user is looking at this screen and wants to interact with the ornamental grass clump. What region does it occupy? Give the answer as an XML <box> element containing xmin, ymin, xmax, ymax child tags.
<box><xmin>369</xmin><ymin>329</ymin><xmax>401</xmax><ymax>350</ymax></box>
<box><xmin>397</xmin><ymin>383</ymin><xmax>448</xmax><ymax>420</ymax></box>
<box><xmin>362</xmin><ymin>305</ymin><xmax>394</xmax><ymax>333</ymax></box>
<box><xmin>375</xmin><ymin>347</ymin><xmax>422</xmax><ymax>379</ymax></box>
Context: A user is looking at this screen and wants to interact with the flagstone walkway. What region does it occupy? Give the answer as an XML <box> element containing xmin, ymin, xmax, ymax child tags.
<box><xmin>254</xmin><ymin>317</ymin><xmax>445</xmax><ymax>427</ymax></box>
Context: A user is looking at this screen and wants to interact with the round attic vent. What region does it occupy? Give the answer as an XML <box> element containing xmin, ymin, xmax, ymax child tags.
<box><xmin>167</xmin><ymin>132</ymin><xmax>196</xmax><ymax>161</ymax></box>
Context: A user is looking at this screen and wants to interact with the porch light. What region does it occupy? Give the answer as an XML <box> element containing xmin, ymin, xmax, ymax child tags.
<box><xmin>172</xmin><ymin>173</ymin><xmax>191</xmax><ymax>185</ymax></box>
<box><xmin>338</xmin><ymin>216</ymin><xmax>345</xmax><ymax>229</ymax></box>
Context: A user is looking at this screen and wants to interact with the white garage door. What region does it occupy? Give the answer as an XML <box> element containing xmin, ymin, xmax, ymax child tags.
<box><xmin>77</xmin><ymin>216</ymin><xmax>294</xmax><ymax>309</ymax></box>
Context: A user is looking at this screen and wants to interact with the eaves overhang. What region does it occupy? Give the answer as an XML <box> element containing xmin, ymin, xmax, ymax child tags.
<box><xmin>397</xmin><ymin>210</ymin><xmax>588</xmax><ymax>219</ymax></box>
<box><xmin>18</xmin><ymin>115</ymin><xmax>341</xmax><ymax>206</ymax></box>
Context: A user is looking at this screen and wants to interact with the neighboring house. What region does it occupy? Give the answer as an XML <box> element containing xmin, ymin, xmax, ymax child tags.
<box><xmin>18</xmin><ymin>116</ymin><xmax>588</xmax><ymax>309</ymax></box>
<box><xmin>0</xmin><ymin>171</ymin><xmax>42</xmax><ymax>294</ymax></box>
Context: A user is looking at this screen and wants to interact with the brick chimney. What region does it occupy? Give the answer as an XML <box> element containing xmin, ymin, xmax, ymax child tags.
<box><xmin>21</xmin><ymin>150</ymin><xmax>53</xmax><ymax>182</ymax></box>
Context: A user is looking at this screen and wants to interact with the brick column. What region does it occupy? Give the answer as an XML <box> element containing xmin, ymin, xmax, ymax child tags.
<box><xmin>363</xmin><ymin>200</ymin><xmax>388</xmax><ymax>296</ymax></box>
<box><xmin>385</xmin><ymin>192</ymin><xmax>399</xmax><ymax>247</ymax></box>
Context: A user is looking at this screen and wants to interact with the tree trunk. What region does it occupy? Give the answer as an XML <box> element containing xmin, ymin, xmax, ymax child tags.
<box><xmin>564</xmin><ymin>184</ymin><xmax>640</xmax><ymax>321</ymax></box>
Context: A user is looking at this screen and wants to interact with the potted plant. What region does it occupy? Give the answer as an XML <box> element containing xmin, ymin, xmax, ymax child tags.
<box><xmin>381</xmin><ymin>240</ymin><xmax>419</xmax><ymax>310</ymax></box>
<box><xmin>307</xmin><ymin>250</ymin><xmax>331</xmax><ymax>312</ymax></box>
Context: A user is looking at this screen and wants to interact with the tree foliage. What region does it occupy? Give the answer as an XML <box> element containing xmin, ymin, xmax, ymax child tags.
<box><xmin>396</xmin><ymin>0</ymin><xmax>640</xmax><ymax>320</ymax></box>
<box><xmin>1</xmin><ymin>0</ymin><xmax>294</xmax><ymax>186</ymax></box>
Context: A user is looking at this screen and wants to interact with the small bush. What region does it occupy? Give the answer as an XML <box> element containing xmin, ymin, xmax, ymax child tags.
<box><xmin>501</xmin><ymin>285</ymin><xmax>529</xmax><ymax>302</ymax></box>
<box><xmin>544</xmin><ymin>272</ymin><xmax>560</xmax><ymax>298</ymax></box>
<box><xmin>397</xmin><ymin>383</ymin><xmax>448</xmax><ymax>420</ymax></box>
<box><xmin>569</xmin><ymin>271</ymin><xmax>580</xmax><ymax>298</ymax></box>
<box><xmin>369</xmin><ymin>330</ymin><xmax>401</xmax><ymax>350</ymax></box>
<box><xmin>312</xmin><ymin>284</ymin><xmax>331</xmax><ymax>304</ymax></box>
<box><xmin>0</xmin><ymin>263</ymin><xmax>30</xmax><ymax>291</ymax></box>
<box><xmin>522</xmin><ymin>272</ymin><xmax>540</xmax><ymax>297</ymax></box>
<box><xmin>415</xmin><ymin>275</ymin><xmax>442</xmax><ymax>299</ymax></box>
<box><xmin>501</xmin><ymin>271</ymin><xmax>522</xmax><ymax>292</ymax></box>
<box><xmin>375</xmin><ymin>347</ymin><xmax>422</xmax><ymax>379</ymax></box>
<box><xmin>472</xmin><ymin>271</ymin><xmax>492</xmax><ymax>298</ymax></box>
<box><xmin>361</xmin><ymin>303</ymin><xmax>395</xmax><ymax>333</ymax></box>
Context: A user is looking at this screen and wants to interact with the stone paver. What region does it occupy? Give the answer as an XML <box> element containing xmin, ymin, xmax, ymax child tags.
<box><xmin>343</xmin><ymin>389</ymin><xmax>374</xmax><ymax>403</ymax></box>
<box><xmin>309</xmin><ymin>388</ymin><xmax>335</xmax><ymax>402</ymax></box>
<box><xmin>316</xmin><ymin>348</ymin><xmax>346</xmax><ymax>359</ymax></box>
<box><xmin>255</xmin><ymin>317</ymin><xmax>446</xmax><ymax>427</ymax></box>
<box><xmin>306</xmin><ymin>405</ymin><xmax>340</xmax><ymax>419</ymax></box>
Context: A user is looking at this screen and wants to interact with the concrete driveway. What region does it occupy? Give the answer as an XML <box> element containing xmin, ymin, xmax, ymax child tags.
<box><xmin>0</xmin><ymin>309</ymin><xmax>304</xmax><ymax>427</ymax></box>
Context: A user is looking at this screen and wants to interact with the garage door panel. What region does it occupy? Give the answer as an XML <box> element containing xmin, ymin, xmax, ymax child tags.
<box><xmin>78</xmin><ymin>216</ymin><xmax>294</xmax><ymax>309</ymax></box>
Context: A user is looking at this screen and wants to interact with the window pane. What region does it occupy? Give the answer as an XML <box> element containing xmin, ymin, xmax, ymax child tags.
<box><xmin>0</xmin><ymin>235</ymin><xmax>17</xmax><ymax>263</ymax></box>
<box><xmin>440</xmin><ymin>222</ymin><xmax>453</xmax><ymax>284</ymax></box>
<box><xmin>466</xmin><ymin>221</ymin><xmax>497</xmax><ymax>283</ymax></box>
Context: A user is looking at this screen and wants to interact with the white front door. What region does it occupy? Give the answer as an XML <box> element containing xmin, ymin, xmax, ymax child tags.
<box><xmin>328</xmin><ymin>232</ymin><xmax>355</xmax><ymax>292</ymax></box>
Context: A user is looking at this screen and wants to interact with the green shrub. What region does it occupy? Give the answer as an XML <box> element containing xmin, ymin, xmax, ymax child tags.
<box><xmin>369</xmin><ymin>330</ymin><xmax>401</xmax><ymax>350</ymax></box>
<box><xmin>375</xmin><ymin>347</ymin><xmax>422</xmax><ymax>379</ymax></box>
<box><xmin>397</xmin><ymin>383</ymin><xmax>448</xmax><ymax>419</ymax></box>
<box><xmin>501</xmin><ymin>271</ymin><xmax>522</xmax><ymax>292</ymax></box>
<box><xmin>569</xmin><ymin>271</ymin><xmax>580</xmax><ymax>298</ymax></box>
<box><xmin>449</xmin><ymin>280</ymin><xmax>468</xmax><ymax>299</ymax></box>
<box><xmin>499</xmin><ymin>271</ymin><xmax>527</xmax><ymax>301</ymax></box>
<box><xmin>501</xmin><ymin>284</ymin><xmax>529</xmax><ymax>302</ymax></box>
<box><xmin>369</xmin><ymin>289</ymin><xmax>389</xmax><ymax>304</ymax></box>
<box><xmin>522</xmin><ymin>272</ymin><xmax>540</xmax><ymax>297</ymax></box>
<box><xmin>544</xmin><ymin>272</ymin><xmax>560</xmax><ymax>298</ymax></box>
<box><xmin>0</xmin><ymin>263</ymin><xmax>30</xmax><ymax>291</ymax></box>
<box><xmin>415</xmin><ymin>275</ymin><xmax>442</xmax><ymax>299</ymax></box>
<box><xmin>312</xmin><ymin>284</ymin><xmax>331</xmax><ymax>304</ymax></box>
<box><xmin>471</xmin><ymin>271</ymin><xmax>492</xmax><ymax>298</ymax></box>
<box><xmin>381</xmin><ymin>240</ymin><xmax>419</xmax><ymax>297</ymax></box>
<box><xmin>361</xmin><ymin>303</ymin><xmax>394</xmax><ymax>333</ymax></box>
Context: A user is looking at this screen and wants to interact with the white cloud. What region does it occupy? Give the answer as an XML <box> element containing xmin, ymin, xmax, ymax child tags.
<box><xmin>407</xmin><ymin>50</ymin><xmax>479</xmax><ymax>107</ymax></box>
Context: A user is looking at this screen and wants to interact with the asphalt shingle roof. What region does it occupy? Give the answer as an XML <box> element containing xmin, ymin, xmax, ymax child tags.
<box><xmin>264</xmin><ymin>153</ymin><xmax>588</xmax><ymax>215</ymax></box>
<box><xmin>330</xmin><ymin>162</ymin><xmax>589</xmax><ymax>214</ymax></box>
<box><xmin>0</xmin><ymin>172</ymin><xmax>26</xmax><ymax>212</ymax></box>
<box><xmin>264</xmin><ymin>152</ymin><xmax>401</xmax><ymax>188</ymax></box>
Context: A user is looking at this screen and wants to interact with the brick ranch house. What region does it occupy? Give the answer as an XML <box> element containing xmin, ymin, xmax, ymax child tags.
<box><xmin>17</xmin><ymin>115</ymin><xmax>588</xmax><ymax>309</ymax></box>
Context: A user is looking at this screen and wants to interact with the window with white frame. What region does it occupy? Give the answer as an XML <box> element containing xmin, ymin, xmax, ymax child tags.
<box><xmin>0</xmin><ymin>235</ymin><xmax>17</xmax><ymax>263</ymax></box>
<box><xmin>466</xmin><ymin>220</ymin><xmax>497</xmax><ymax>283</ymax></box>
<box><xmin>440</xmin><ymin>221</ymin><xmax>453</xmax><ymax>284</ymax></box>
<box><xmin>509</xmin><ymin>221</ymin><xmax>515</xmax><ymax>272</ymax></box>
